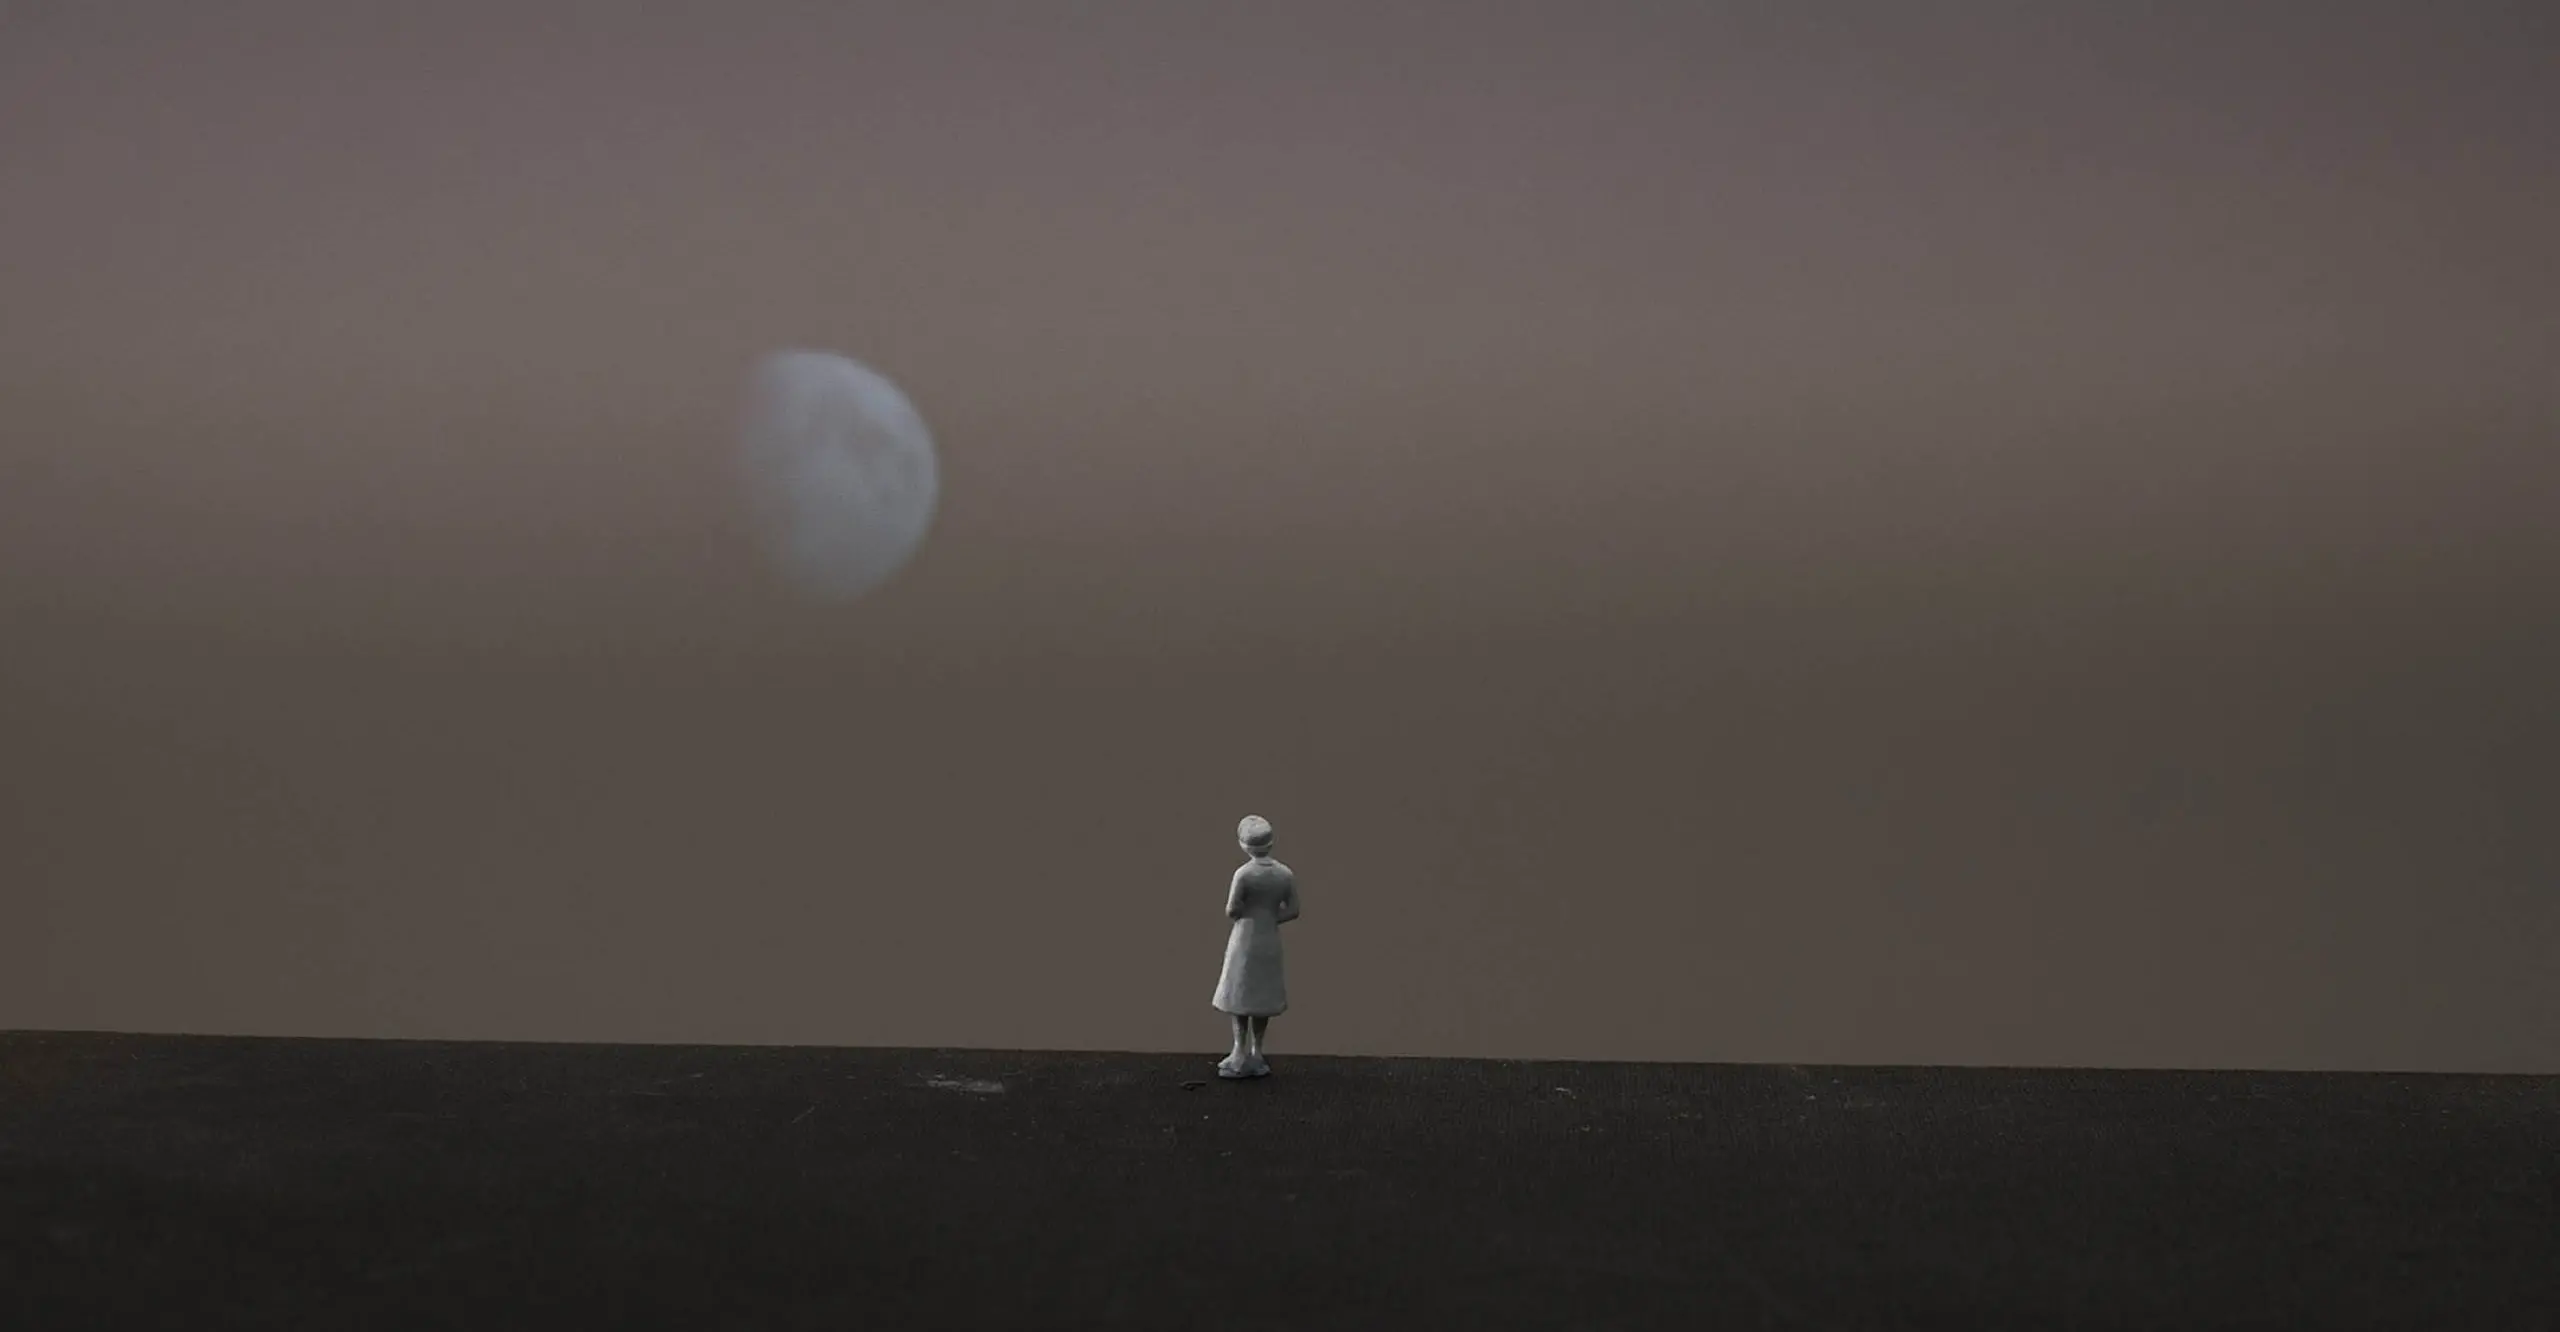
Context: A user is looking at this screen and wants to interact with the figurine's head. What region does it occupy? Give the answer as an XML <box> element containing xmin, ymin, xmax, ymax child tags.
<box><xmin>1237</xmin><ymin>814</ymin><xmax>1274</xmax><ymax>857</ymax></box>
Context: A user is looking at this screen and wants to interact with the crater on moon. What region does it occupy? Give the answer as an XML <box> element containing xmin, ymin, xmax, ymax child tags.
<box><xmin>737</xmin><ymin>349</ymin><xmax>941</xmax><ymax>604</ymax></box>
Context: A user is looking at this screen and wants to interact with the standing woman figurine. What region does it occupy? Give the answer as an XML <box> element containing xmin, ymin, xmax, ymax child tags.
<box><xmin>1213</xmin><ymin>814</ymin><xmax>1299</xmax><ymax>1079</ymax></box>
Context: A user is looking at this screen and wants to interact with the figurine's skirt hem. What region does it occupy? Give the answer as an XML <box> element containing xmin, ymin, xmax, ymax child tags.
<box><xmin>1212</xmin><ymin>1002</ymin><xmax>1287</xmax><ymax>1018</ymax></box>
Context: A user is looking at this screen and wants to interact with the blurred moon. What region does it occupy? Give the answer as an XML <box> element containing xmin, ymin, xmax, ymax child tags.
<box><xmin>738</xmin><ymin>350</ymin><xmax>941</xmax><ymax>604</ymax></box>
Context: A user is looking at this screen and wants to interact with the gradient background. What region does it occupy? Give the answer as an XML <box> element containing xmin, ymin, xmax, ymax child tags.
<box><xmin>4</xmin><ymin>1</ymin><xmax>2553</xmax><ymax>1072</ymax></box>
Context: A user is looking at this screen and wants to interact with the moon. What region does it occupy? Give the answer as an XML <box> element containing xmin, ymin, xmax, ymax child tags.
<box><xmin>737</xmin><ymin>349</ymin><xmax>941</xmax><ymax>604</ymax></box>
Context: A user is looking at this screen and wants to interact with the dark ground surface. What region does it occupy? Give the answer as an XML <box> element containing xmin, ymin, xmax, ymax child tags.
<box><xmin>0</xmin><ymin>1032</ymin><xmax>2552</xmax><ymax>1330</ymax></box>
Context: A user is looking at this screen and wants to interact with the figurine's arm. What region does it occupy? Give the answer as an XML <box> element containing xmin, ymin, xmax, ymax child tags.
<box><xmin>1275</xmin><ymin>875</ymin><xmax>1300</xmax><ymax>924</ymax></box>
<box><xmin>1225</xmin><ymin>872</ymin><xmax>1246</xmax><ymax>921</ymax></box>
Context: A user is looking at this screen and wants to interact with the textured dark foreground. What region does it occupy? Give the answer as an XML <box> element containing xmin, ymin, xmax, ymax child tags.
<box><xmin>1</xmin><ymin>1033</ymin><xmax>2552</xmax><ymax>1330</ymax></box>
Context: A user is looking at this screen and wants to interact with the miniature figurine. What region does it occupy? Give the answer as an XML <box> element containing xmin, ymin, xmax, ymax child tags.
<box><xmin>1212</xmin><ymin>814</ymin><xmax>1299</xmax><ymax>1079</ymax></box>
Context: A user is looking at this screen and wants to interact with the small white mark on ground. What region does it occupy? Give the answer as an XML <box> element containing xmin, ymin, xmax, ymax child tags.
<box><xmin>922</xmin><ymin>1077</ymin><xmax>1007</xmax><ymax>1095</ymax></box>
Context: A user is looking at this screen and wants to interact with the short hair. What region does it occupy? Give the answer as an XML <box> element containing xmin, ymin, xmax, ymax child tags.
<box><xmin>1237</xmin><ymin>814</ymin><xmax>1274</xmax><ymax>849</ymax></box>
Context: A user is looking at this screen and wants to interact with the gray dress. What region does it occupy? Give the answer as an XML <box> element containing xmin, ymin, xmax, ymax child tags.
<box><xmin>1212</xmin><ymin>859</ymin><xmax>1295</xmax><ymax>1018</ymax></box>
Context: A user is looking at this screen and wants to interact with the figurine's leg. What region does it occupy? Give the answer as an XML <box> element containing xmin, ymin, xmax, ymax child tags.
<box><xmin>1218</xmin><ymin>1015</ymin><xmax>1250</xmax><ymax>1075</ymax></box>
<box><xmin>1244</xmin><ymin>1016</ymin><xmax>1272</xmax><ymax>1075</ymax></box>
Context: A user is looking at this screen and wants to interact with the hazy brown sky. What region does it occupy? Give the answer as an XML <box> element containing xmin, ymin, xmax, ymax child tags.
<box><xmin>3</xmin><ymin>2</ymin><xmax>2554</xmax><ymax>1071</ymax></box>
